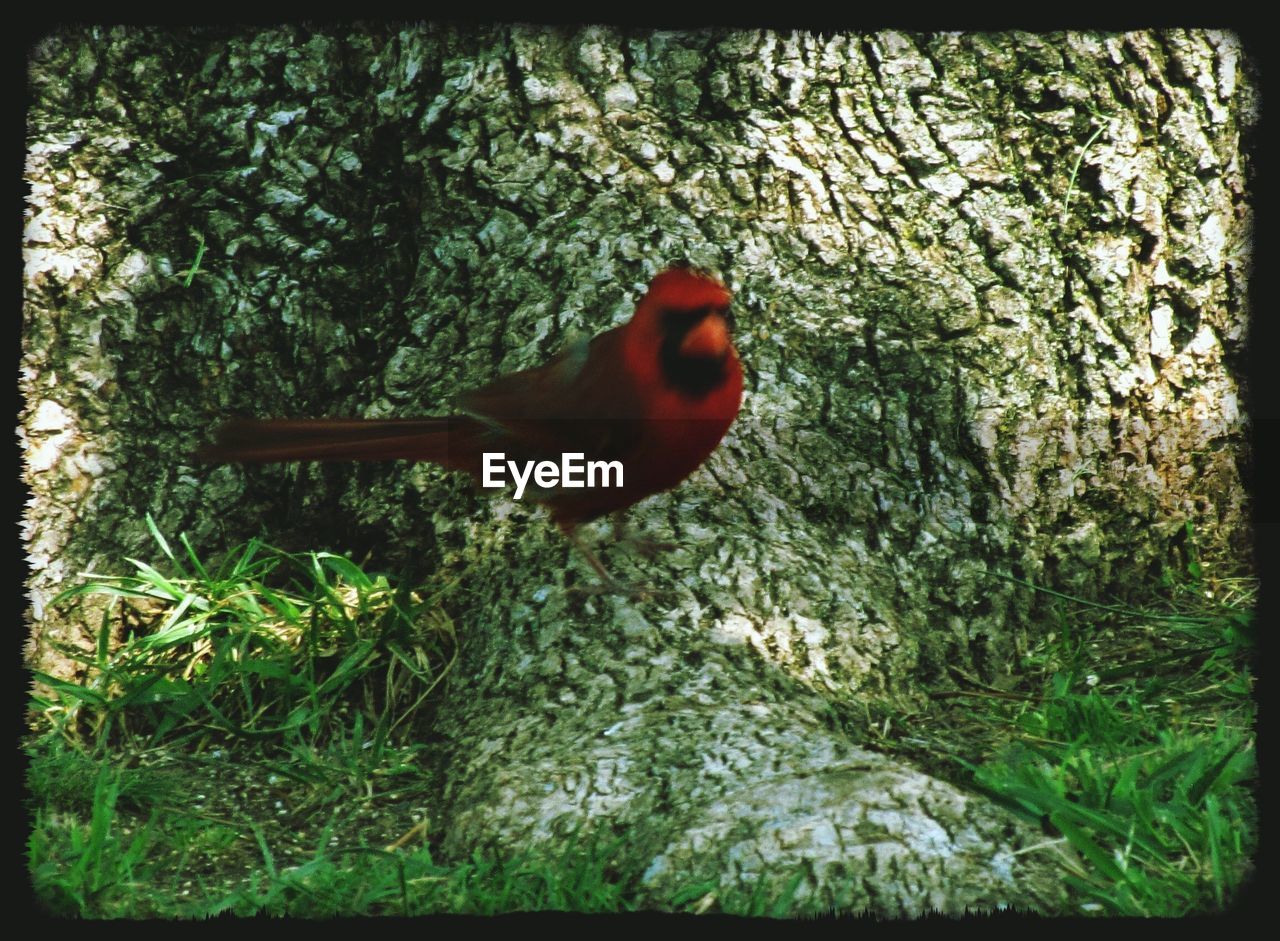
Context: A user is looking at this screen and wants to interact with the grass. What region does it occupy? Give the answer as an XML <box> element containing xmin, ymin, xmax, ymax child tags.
<box><xmin>27</xmin><ymin>516</ymin><xmax>471</xmax><ymax>916</ymax></box>
<box><xmin>1060</xmin><ymin>107</ymin><xmax>1114</xmax><ymax>222</ymax></box>
<box><xmin>865</xmin><ymin>569</ymin><xmax>1257</xmax><ymax>917</ymax></box>
<box><xmin>29</xmin><ymin>763</ymin><xmax>161</xmax><ymax>917</ymax></box>
<box><xmin>975</xmin><ymin>577</ymin><xmax>1256</xmax><ymax>916</ymax></box>
<box><xmin>27</xmin><ymin>745</ymin><xmax>634</xmax><ymax>916</ymax></box>
<box><xmin>26</xmin><ymin>518</ymin><xmax>1256</xmax><ymax>916</ymax></box>
<box><xmin>34</xmin><ymin>514</ymin><xmax>457</xmax><ymax>751</ymax></box>
<box><xmin>181</xmin><ymin>230</ymin><xmax>206</xmax><ymax>288</ymax></box>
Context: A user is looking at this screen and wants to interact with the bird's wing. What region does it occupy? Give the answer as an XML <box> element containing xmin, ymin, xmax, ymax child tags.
<box><xmin>453</xmin><ymin>327</ymin><xmax>646</xmax><ymax>463</ymax></box>
<box><xmin>454</xmin><ymin>333</ymin><xmax>589</xmax><ymax>420</ymax></box>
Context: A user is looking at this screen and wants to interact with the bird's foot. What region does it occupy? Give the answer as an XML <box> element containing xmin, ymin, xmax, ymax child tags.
<box><xmin>610</xmin><ymin>515</ymin><xmax>677</xmax><ymax>559</ymax></box>
<box><xmin>621</xmin><ymin>534</ymin><xmax>678</xmax><ymax>560</ymax></box>
<box><xmin>564</xmin><ymin>522</ymin><xmax>676</xmax><ymax>601</ymax></box>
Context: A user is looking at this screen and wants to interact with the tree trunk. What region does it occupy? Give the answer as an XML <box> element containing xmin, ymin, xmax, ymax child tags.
<box><xmin>23</xmin><ymin>26</ymin><xmax>1253</xmax><ymax>914</ymax></box>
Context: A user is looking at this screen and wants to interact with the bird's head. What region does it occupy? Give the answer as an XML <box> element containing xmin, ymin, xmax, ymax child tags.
<box><xmin>627</xmin><ymin>267</ymin><xmax>736</xmax><ymax>398</ymax></box>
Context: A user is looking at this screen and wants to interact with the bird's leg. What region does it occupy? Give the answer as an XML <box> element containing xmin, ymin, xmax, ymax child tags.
<box><xmin>563</xmin><ymin>525</ymin><xmax>673</xmax><ymax>601</ymax></box>
<box><xmin>610</xmin><ymin>512</ymin><xmax>677</xmax><ymax>560</ymax></box>
<box><xmin>566</xmin><ymin>525</ymin><xmax>619</xmax><ymax>584</ymax></box>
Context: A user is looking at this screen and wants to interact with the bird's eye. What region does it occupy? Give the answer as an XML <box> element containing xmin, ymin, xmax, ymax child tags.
<box><xmin>661</xmin><ymin>304</ymin><xmax>723</xmax><ymax>327</ymax></box>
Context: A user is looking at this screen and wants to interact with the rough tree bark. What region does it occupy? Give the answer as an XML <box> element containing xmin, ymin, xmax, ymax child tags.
<box><xmin>23</xmin><ymin>27</ymin><xmax>1253</xmax><ymax>914</ymax></box>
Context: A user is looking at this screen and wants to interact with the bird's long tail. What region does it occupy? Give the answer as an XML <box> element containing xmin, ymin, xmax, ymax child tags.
<box><xmin>197</xmin><ymin>417</ymin><xmax>470</xmax><ymax>465</ymax></box>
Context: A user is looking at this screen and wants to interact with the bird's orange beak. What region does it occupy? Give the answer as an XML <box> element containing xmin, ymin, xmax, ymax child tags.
<box><xmin>679</xmin><ymin>311</ymin><xmax>732</xmax><ymax>359</ymax></box>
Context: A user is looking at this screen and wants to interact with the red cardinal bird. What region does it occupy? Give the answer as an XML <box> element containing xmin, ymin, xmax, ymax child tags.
<box><xmin>199</xmin><ymin>267</ymin><xmax>742</xmax><ymax>591</ymax></box>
